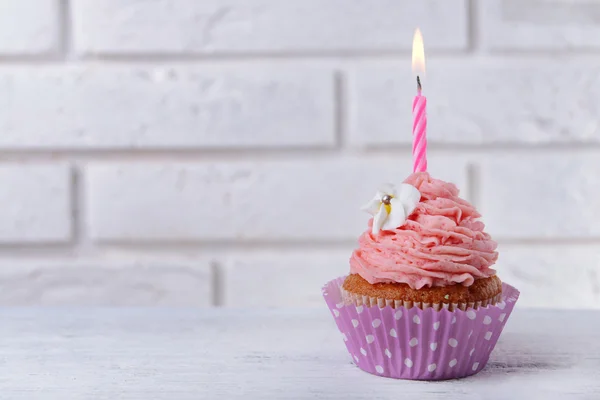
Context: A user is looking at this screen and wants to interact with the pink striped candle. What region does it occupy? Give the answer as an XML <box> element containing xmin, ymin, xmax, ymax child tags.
<box><xmin>412</xmin><ymin>78</ymin><xmax>427</xmax><ymax>173</ymax></box>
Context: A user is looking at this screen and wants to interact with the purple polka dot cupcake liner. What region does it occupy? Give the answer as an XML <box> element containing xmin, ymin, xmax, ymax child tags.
<box><xmin>322</xmin><ymin>276</ymin><xmax>520</xmax><ymax>380</ymax></box>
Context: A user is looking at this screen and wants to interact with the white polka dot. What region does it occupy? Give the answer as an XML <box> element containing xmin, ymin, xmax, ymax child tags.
<box><xmin>448</xmin><ymin>338</ymin><xmax>458</xmax><ymax>347</ymax></box>
<box><xmin>394</xmin><ymin>310</ymin><xmax>403</xmax><ymax>320</ymax></box>
<box><xmin>372</xmin><ymin>319</ymin><xmax>381</xmax><ymax>328</ymax></box>
<box><xmin>352</xmin><ymin>319</ymin><xmax>359</xmax><ymax>328</ymax></box>
<box><xmin>452</xmin><ymin>316</ymin><xmax>457</xmax><ymax>324</ymax></box>
<box><xmin>375</xmin><ymin>365</ymin><xmax>384</xmax><ymax>374</ymax></box>
<box><xmin>385</xmin><ymin>348</ymin><xmax>392</xmax><ymax>358</ymax></box>
<box><xmin>336</xmin><ymin>302</ymin><xmax>344</xmax><ymax>309</ymax></box>
<box><xmin>472</xmin><ymin>362</ymin><xmax>480</xmax><ymax>371</ymax></box>
<box><xmin>427</xmin><ymin>363</ymin><xmax>437</xmax><ymax>372</ymax></box>
<box><xmin>466</xmin><ymin>310</ymin><xmax>476</xmax><ymax>320</ymax></box>
<box><xmin>332</xmin><ymin>309</ymin><xmax>340</xmax><ymax>317</ymax></box>
<box><xmin>430</xmin><ymin>342</ymin><xmax>438</xmax><ymax>351</ymax></box>
<box><xmin>360</xmin><ymin>347</ymin><xmax>367</xmax><ymax>356</ymax></box>
<box><xmin>468</xmin><ymin>330</ymin><xmax>473</xmax><ymax>338</ymax></box>
<box><xmin>413</xmin><ymin>315</ymin><xmax>421</xmax><ymax>324</ymax></box>
<box><xmin>449</xmin><ymin>359</ymin><xmax>457</xmax><ymax>367</ymax></box>
<box><xmin>433</xmin><ymin>321</ymin><xmax>440</xmax><ymax>330</ymax></box>
<box><xmin>484</xmin><ymin>331</ymin><xmax>493</xmax><ymax>340</ymax></box>
<box><xmin>356</xmin><ymin>306</ymin><xmax>364</xmax><ymax>314</ymax></box>
<box><xmin>390</xmin><ymin>328</ymin><xmax>397</xmax><ymax>338</ymax></box>
<box><xmin>469</xmin><ymin>348</ymin><xmax>475</xmax><ymax>356</ymax></box>
<box><xmin>409</xmin><ymin>337</ymin><xmax>418</xmax><ymax>347</ymax></box>
<box><xmin>366</xmin><ymin>335</ymin><xmax>375</xmax><ymax>344</ymax></box>
<box><xmin>483</xmin><ymin>316</ymin><xmax>492</xmax><ymax>325</ymax></box>
<box><xmin>498</xmin><ymin>301</ymin><xmax>506</xmax><ymax>310</ymax></box>
<box><xmin>354</xmin><ymin>355</ymin><xmax>359</xmax><ymax>363</ymax></box>
<box><xmin>404</xmin><ymin>358</ymin><xmax>413</xmax><ymax>368</ymax></box>
<box><xmin>499</xmin><ymin>313</ymin><xmax>506</xmax><ymax>322</ymax></box>
<box><xmin>342</xmin><ymin>333</ymin><xmax>347</xmax><ymax>341</ymax></box>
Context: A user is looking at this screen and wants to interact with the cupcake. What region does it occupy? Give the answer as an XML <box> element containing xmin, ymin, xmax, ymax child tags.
<box><xmin>322</xmin><ymin>171</ymin><xmax>519</xmax><ymax>380</ymax></box>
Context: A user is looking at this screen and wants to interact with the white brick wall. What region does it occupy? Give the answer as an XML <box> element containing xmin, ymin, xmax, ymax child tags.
<box><xmin>223</xmin><ymin>251</ymin><xmax>352</xmax><ymax>307</ymax></box>
<box><xmin>499</xmin><ymin>246</ymin><xmax>600</xmax><ymax>308</ymax></box>
<box><xmin>0</xmin><ymin>0</ymin><xmax>596</xmax><ymax>309</ymax></box>
<box><xmin>0</xmin><ymin>165</ymin><xmax>71</xmax><ymax>243</ymax></box>
<box><xmin>350</xmin><ymin>62</ymin><xmax>600</xmax><ymax>146</ymax></box>
<box><xmin>0</xmin><ymin>0</ymin><xmax>60</xmax><ymax>55</ymax></box>
<box><xmin>0</xmin><ymin>261</ymin><xmax>212</xmax><ymax>306</ymax></box>
<box><xmin>480</xmin><ymin>154</ymin><xmax>600</xmax><ymax>239</ymax></box>
<box><xmin>72</xmin><ymin>0</ymin><xmax>468</xmax><ymax>54</ymax></box>
<box><xmin>480</xmin><ymin>0</ymin><xmax>600</xmax><ymax>51</ymax></box>
<box><xmin>0</xmin><ymin>66</ymin><xmax>334</xmax><ymax>148</ymax></box>
<box><xmin>86</xmin><ymin>157</ymin><xmax>465</xmax><ymax>242</ymax></box>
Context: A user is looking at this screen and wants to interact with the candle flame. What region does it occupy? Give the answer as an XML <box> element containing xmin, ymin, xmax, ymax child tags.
<box><xmin>412</xmin><ymin>28</ymin><xmax>426</xmax><ymax>75</ymax></box>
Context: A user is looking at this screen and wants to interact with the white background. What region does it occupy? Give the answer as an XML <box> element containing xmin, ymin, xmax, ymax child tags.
<box><xmin>0</xmin><ymin>0</ymin><xmax>596</xmax><ymax>309</ymax></box>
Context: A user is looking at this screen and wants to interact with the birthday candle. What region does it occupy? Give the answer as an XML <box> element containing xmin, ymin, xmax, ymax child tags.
<box><xmin>412</xmin><ymin>78</ymin><xmax>427</xmax><ymax>173</ymax></box>
<box><xmin>412</xmin><ymin>29</ymin><xmax>427</xmax><ymax>173</ymax></box>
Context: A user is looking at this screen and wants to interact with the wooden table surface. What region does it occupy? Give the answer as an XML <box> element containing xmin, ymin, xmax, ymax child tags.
<box><xmin>0</xmin><ymin>308</ymin><xmax>598</xmax><ymax>399</ymax></box>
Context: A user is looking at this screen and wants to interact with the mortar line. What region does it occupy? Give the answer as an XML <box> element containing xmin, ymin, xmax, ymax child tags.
<box><xmin>0</xmin><ymin>143</ymin><xmax>597</xmax><ymax>163</ymax></box>
<box><xmin>71</xmin><ymin>161</ymin><xmax>93</xmax><ymax>254</ymax></box>
<box><xmin>364</xmin><ymin>143</ymin><xmax>600</xmax><ymax>154</ymax></box>
<box><xmin>0</xmin><ymin>239</ymin><xmax>597</xmax><ymax>262</ymax></box>
<box><xmin>211</xmin><ymin>261</ymin><xmax>225</xmax><ymax>307</ymax></box>
<box><xmin>69</xmin><ymin>165</ymin><xmax>81</xmax><ymax>246</ymax></box>
<box><xmin>334</xmin><ymin>69</ymin><xmax>348</xmax><ymax>150</ymax></box>
<box><xmin>77</xmin><ymin>49</ymin><xmax>461</xmax><ymax>62</ymax></box>
<box><xmin>497</xmin><ymin>238</ymin><xmax>600</xmax><ymax>246</ymax></box>
<box><xmin>467</xmin><ymin>0</ymin><xmax>481</xmax><ymax>54</ymax></box>
<box><xmin>0</xmin><ymin>52</ymin><xmax>598</xmax><ymax>66</ymax></box>
<box><xmin>466</xmin><ymin>162</ymin><xmax>480</xmax><ymax>209</ymax></box>
<box><xmin>59</xmin><ymin>0</ymin><xmax>74</xmax><ymax>61</ymax></box>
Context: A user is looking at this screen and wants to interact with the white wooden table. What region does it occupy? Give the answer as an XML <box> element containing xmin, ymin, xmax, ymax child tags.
<box><xmin>0</xmin><ymin>308</ymin><xmax>598</xmax><ymax>399</ymax></box>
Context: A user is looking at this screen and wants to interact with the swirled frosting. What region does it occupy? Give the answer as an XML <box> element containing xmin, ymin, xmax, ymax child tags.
<box><xmin>350</xmin><ymin>172</ymin><xmax>498</xmax><ymax>289</ymax></box>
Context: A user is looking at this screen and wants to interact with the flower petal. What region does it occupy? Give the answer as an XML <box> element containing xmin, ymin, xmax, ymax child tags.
<box><xmin>398</xmin><ymin>183</ymin><xmax>421</xmax><ymax>216</ymax></box>
<box><xmin>371</xmin><ymin>204</ymin><xmax>388</xmax><ymax>235</ymax></box>
<box><xmin>381</xmin><ymin>198</ymin><xmax>406</xmax><ymax>231</ymax></box>
<box><xmin>360</xmin><ymin>196</ymin><xmax>381</xmax><ymax>216</ymax></box>
<box><xmin>377</xmin><ymin>183</ymin><xmax>397</xmax><ymax>197</ymax></box>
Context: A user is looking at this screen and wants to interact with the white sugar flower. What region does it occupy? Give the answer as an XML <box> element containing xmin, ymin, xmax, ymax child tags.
<box><xmin>361</xmin><ymin>183</ymin><xmax>421</xmax><ymax>235</ymax></box>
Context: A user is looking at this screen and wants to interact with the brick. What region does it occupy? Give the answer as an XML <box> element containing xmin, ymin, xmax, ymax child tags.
<box><xmin>86</xmin><ymin>157</ymin><xmax>466</xmax><ymax>242</ymax></box>
<box><xmin>0</xmin><ymin>165</ymin><xmax>71</xmax><ymax>243</ymax></box>
<box><xmin>0</xmin><ymin>261</ymin><xmax>212</xmax><ymax>306</ymax></box>
<box><xmin>0</xmin><ymin>66</ymin><xmax>334</xmax><ymax>149</ymax></box>
<box><xmin>480</xmin><ymin>155</ymin><xmax>600</xmax><ymax>239</ymax></box>
<box><xmin>480</xmin><ymin>0</ymin><xmax>600</xmax><ymax>51</ymax></box>
<box><xmin>349</xmin><ymin>62</ymin><xmax>600</xmax><ymax>146</ymax></box>
<box><xmin>223</xmin><ymin>251</ymin><xmax>352</xmax><ymax>307</ymax></box>
<box><xmin>72</xmin><ymin>0</ymin><xmax>467</xmax><ymax>54</ymax></box>
<box><xmin>0</xmin><ymin>0</ymin><xmax>60</xmax><ymax>55</ymax></box>
<box><xmin>499</xmin><ymin>246</ymin><xmax>600</xmax><ymax>309</ymax></box>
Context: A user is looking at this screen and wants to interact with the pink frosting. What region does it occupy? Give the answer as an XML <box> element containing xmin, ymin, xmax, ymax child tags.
<box><xmin>350</xmin><ymin>172</ymin><xmax>498</xmax><ymax>289</ymax></box>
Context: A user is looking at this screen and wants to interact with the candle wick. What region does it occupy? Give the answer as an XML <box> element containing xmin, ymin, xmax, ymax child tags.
<box><xmin>416</xmin><ymin>76</ymin><xmax>422</xmax><ymax>92</ymax></box>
